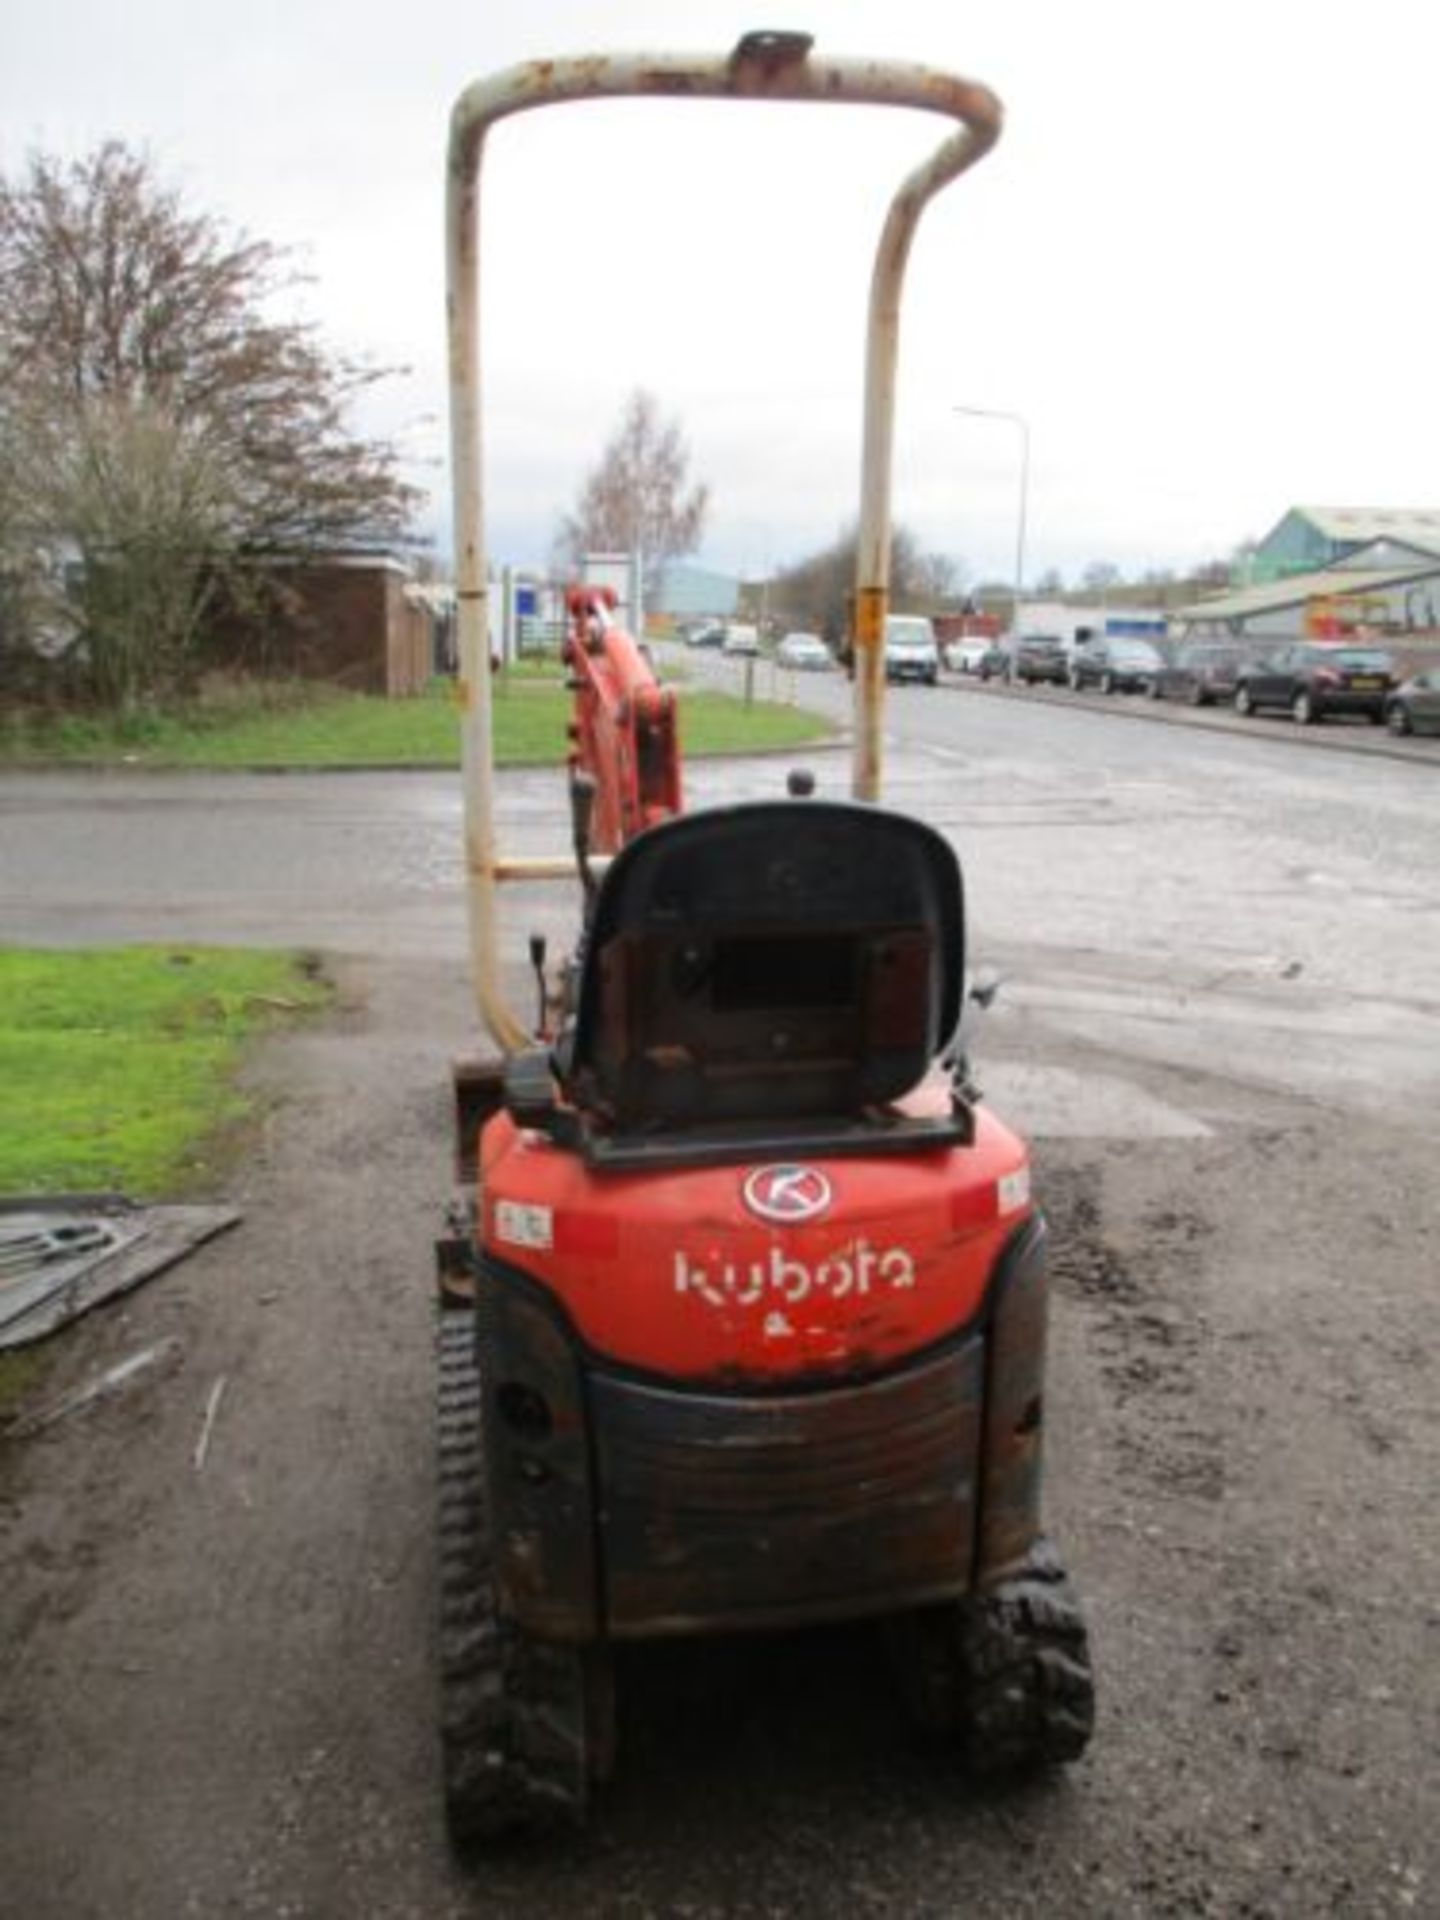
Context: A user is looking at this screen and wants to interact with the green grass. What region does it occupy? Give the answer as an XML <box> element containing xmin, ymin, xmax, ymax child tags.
<box><xmin>0</xmin><ymin>675</ymin><xmax>833</xmax><ymax>769</ymax></box>
<box><xmin>0</xmin><ymin>946</ymin><xmax>330</xmax><ymax>1197</ymax></box>
<box><xmin>684</xmin><ymin>690</ymin><xmax>834</xmax><ymax>752</ymax></box>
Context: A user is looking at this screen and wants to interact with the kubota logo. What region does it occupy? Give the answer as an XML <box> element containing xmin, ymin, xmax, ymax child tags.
<box><xmin>742</xmin><ymin>1163</ymin><xmax>832</xmax><ymax>1224</ymax></box>
<box><xmin>674</xmin><ymin>1239</ymin><xmax>917</xmax><ymax>1309</ymax></box>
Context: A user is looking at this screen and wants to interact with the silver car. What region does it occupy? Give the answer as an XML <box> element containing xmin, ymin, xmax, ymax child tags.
<box><xmin>776</xmin><ymin>632</ymin><xmax>833</xmax><ymax>670</ymax></box>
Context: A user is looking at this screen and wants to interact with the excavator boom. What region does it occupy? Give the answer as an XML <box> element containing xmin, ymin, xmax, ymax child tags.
<box><xmin>562</xmin><ymin>587</ymin><xmax>681</xmax><ymax>854</ymax></box>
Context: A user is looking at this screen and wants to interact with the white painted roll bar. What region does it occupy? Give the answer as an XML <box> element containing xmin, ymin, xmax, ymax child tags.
<box><xmin>447</xmin><ymin>30</ymin><xmax>1002</xmax><ymax>1051</ymax></box>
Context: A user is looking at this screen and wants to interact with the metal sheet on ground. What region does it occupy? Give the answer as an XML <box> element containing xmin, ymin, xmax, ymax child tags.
<box><xmin>0</xmin><ymin>1197</ymin><xmax>241</xmax><ymax>1348</ymax></box>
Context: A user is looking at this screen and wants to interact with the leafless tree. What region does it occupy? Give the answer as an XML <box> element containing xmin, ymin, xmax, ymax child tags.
<box><xmin>770</xmin><ymin>525</ymin><xmax>968</xmax><ymax>644</ymax></box>
<box><xmin>0</xmin><ymin>141</ymin><xmax>420</xmax><ymax>705</ymax></box>
<box><xmin>554</xmin><ymin>390</ymin><xmax>708</xmax><ymax>599</ymax></box>
<box><xmin>903</xmin><ymin>540</ymin><xmax>966</xmax><ymax>605</ymax></box>
<box><xmin>1081</xmin><ymin>560</ymin><xmax>1123</xmax><ymax>592</ymax></box>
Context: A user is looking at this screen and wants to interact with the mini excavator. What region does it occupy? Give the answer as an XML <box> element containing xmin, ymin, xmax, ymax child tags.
<box><xmin>435</xmin><ymin>30</ymin><xmax>1095</xmax><ymax>1840</ymax></box>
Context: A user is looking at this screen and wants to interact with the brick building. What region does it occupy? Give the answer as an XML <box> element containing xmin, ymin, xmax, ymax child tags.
<box><xmin>210</xmin><ymin>553</ymin><xmax>438</xmax><ymax>695</ymax></box>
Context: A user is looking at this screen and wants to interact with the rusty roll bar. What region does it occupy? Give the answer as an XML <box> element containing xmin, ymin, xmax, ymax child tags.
<box><xmin>448</xmin><ymin>30</ymin><xmax>1003</xmax><ymax>1051</ymax></box>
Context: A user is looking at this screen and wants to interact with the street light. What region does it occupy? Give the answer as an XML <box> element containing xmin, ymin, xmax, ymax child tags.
<box><xmin>954</xmin><ymin>404</ymin><xmax>1029</xmax><ymax>635</ymax></box>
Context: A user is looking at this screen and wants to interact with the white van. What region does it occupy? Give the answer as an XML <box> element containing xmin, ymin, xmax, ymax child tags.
<box><xmin>883</xmin><ymin>615</ymin><xmax>938</xmax><ymax>685</ymax></box>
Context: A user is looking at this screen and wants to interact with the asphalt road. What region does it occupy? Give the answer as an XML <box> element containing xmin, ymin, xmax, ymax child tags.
<box><xmin>2</xmin><ymin>688</ymin><xmax>1438</xmax><ymax>1917</ymax></box>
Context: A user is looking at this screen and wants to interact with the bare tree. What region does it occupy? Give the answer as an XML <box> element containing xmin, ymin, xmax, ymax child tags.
<box><xmin>17</xmin><ymin>395</ymin><xmax>236</xmax><ymax>706</ymax></box>
<box><xmin>0</xmin><ymin>141</ymin><xmax>420</xmax><ymax>704</ymax></box>
<box><xmin>555</xmin><ymin>390</ymin><xmax>708</xmax><ymax>597</ymax></box>
<box><xmin>901</xmin><ymin>535</ymin><xmax>967</xmax><ymax>605</ymax></box>
<box><xmin>770</xmin><ymin>525</ymin><xmax>967</xmax><ymax>644</ymax></box>
<box><xmin>1081</xmin><ymin>560</ymin><xmax>1122</xmax><ymax>592</ymax></box>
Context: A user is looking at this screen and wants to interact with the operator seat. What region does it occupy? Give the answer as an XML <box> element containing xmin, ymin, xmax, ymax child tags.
<box><xmin>565</xmin><ymin>799</ymin><xmax>964</xmax><ymax>1132</ymax></box>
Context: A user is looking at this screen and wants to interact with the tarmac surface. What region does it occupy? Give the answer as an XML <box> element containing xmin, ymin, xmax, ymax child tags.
<box><xmin>1</xmin><ymin>682</ymin><xmax>1437</xmax><ymax>1916</ymax></box>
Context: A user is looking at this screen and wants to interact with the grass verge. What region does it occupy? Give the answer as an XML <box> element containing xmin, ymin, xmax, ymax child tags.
<box><xmin>0</xmin><ymin>675</ymin><xmax>833</xmax><ymax>769</ymax></box>
<box><xmin>0</xmin><ymin>944</ymin><xmax>329</xmax><ymax>1419</ymax></box>
<box><xmin>0</xmin><ymin>946</ymin><xmax>330</xmax><ymax>1196</ymax></box>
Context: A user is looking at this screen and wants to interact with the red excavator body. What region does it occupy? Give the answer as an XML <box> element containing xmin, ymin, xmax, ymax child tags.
<box><xmin>478</xmin><ymin>1094</ymin><xmax>1028</xmax><ymax>1386</ymax></box>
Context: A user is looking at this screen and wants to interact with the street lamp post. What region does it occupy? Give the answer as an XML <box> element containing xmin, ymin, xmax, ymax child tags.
<box><xmin>954</xmin><ymin>405</ymin><xmax>1029</xmax><ymax>635</ymax></box>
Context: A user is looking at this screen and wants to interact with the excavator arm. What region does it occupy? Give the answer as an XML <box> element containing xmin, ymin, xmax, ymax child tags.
<box><xmin>562</xmin><ymin>586</ymin><xmax>682</xmax><ymax>855</ymax></box>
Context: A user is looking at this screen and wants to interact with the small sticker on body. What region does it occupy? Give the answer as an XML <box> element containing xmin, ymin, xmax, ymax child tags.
<box><xmin>494</xmin><ymin>1200</ymin><xmax>554</xmax><ymax>1251</ymax></box>
<box><xmin>997</xmin><ymin>1167</ymin><xmax>1031</xmax><ymax>1216</ymax></box>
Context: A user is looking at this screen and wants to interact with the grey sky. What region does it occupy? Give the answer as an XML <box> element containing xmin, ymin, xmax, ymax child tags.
<box><xmin>3</xmin><ymin>1</ymin><xmax>1434</xmax><ymax>586</ymax></box>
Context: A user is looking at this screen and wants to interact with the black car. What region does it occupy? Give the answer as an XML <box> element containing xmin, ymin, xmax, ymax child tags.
<box><xmin>1384</xmin><ymin>668</ymin><xmax>1440</xmax><ymax>737</ymax></box>
<box><xmin>1149</xmin><ymin>641</ymin><xmax>1244</xmax><ymax>707</ymax></box>
<box><xmin>1068</xmin><ymin>636</ymin><xmax>1166</xmax><ymax>694</ymax></box>
<box><xmin>1233</xmin><ymin>643</ymin><xmax>1396</xmax><ymax>725</ymax></box>
<box><xmin>1005</xmin><ymin>633</ymin><xmax>1068</xmax><ymax>685</ymax></box>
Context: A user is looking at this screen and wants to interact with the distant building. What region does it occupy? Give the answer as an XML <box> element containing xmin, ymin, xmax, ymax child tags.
<box><xmin>1015</xmin><ymin>599</ymin><xmax>1169</xmax><ymax>645</ymax></box>
<box><xmin>652</xmin><ymin>562</ymin><xmax>741</xmax><ymax>621</ymax></box>
<box><xmin>210</xmin><ymin>552</ymin><xmax>437</xmax><ymax>695</ymax></box>
<box><xmin>1248</xmin><ymin>506</ymin><xmax>1440</xmax><ymax>584</ymax></box>
<box><xmin>1175</xmin><ymin>553</ymin><xmax>1440</xmax><ymax>653</ymax></box>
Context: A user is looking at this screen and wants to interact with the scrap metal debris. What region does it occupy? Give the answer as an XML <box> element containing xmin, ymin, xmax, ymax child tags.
<box><xmin>0</xmin><ymin>1196</ymin><xmax>241</xmax><ymax>1350</ymax></box>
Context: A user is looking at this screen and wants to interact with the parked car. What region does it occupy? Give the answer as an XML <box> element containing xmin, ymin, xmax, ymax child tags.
<box><xmin>720</xmin><ymin>622</ymin><xmax>761</xmax><ymax>657</ymax></box>
<box><xmin>1068</xmin><ymin>636</ymin><xmax>1167</xmax><ymax>694</ymax></box>
<box><xmin>1006</xmin><ymin>633</ymin><xmax>1068</xmax><ymax>686</ymax></box>
<box><xmin>1383</xmin><ymin>668</ymin><xmax>1440</xmax><ymax>737</ymax></box>
<box><xmin>1149</xmin><ymin>641</ymin><xmax>1245</xmax><ymax>707</ymax></box>
<box><xmin>944</xmin><ymin>636</ymin><xmax>993</xmax><ymax>674</ymax></box>
<box><xmin>974</xmin><ymin>642</ymin><xmax>1010</xmax><ymax>681</ymax></box>
<box><xmin>1233</xmin><ymin>643</ymin><xmax>1396</xmax><ymax>724</ymax></box>
<box><xmin>883</xmin><ymin>615</ymin><xmax>938</xmax><ymax>685</ymax></box>
<box><xmin>776</xmin><ymin>631</ymin><xmax>832</xmax><ymax>671</ymax></box>
<box><xmin>687</xmin><ymin>622</ymin><xmax>725</xmax><ymax>648</ymax></box>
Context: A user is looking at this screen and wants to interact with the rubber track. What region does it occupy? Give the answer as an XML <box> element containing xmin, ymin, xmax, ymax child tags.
<box><xmin>887</xmin><ymin>1537</ymin><xmax>1095</xmax><ymax>1772</ymax></box>
<box><xmin>958</xmin><ymin>1537</ymin><xmax>1095</xmax><ymax>1771</ymax></box>
<box><xmin>436</xmin><ymin>1309</ymin><xmax>588</xmax><ymax>1842</ymax></box>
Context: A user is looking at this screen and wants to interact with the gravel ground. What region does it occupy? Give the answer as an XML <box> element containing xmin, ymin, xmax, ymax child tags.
<box><xmin>1</xmin><ymin>726</ymin><xmax>1436</xmax><ymax>1917</ymax></box>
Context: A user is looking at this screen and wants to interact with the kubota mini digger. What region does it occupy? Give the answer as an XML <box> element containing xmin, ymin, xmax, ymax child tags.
<box><xmin>435</xmin><ymin>31</ymin><xmax>1095</xmax><ymax>1840</ymax></box>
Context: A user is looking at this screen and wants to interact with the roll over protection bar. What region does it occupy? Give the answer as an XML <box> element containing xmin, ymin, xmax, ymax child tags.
<box><xmin>447</xmin><ymin>31</ymin><xmax>1002</xmax><ymax>1051</ymax></box>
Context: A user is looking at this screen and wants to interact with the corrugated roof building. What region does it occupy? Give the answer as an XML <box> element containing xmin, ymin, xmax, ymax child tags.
<box><xmin>1176</xmin><ymin>557</ymin><xmax>1440</xmax><ymax>650</ymax></box>
<box><xmin>1249</xmin><ymin>505</ymin><xmax>1440</xmax><ymax>582</ymax></box>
